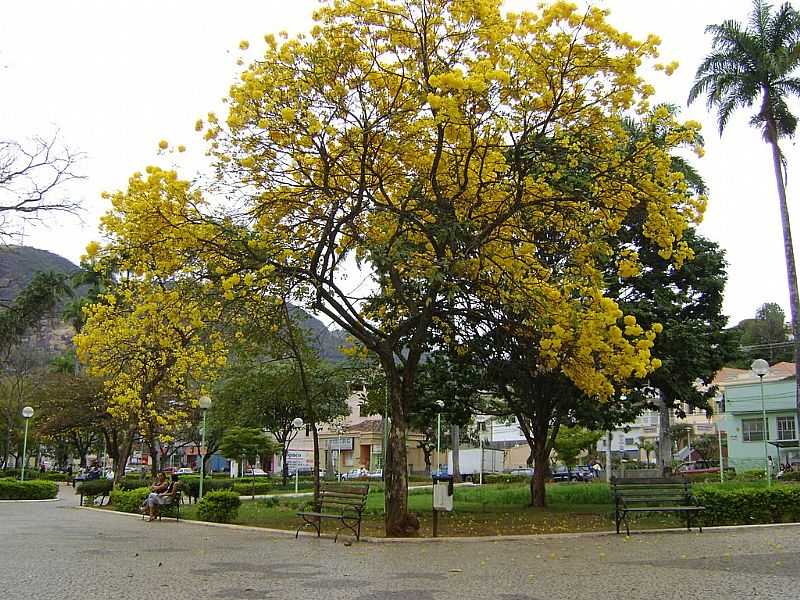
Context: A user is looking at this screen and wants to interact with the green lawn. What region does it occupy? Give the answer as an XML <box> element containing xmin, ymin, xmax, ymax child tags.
<box><xmin>176</xmin><ymin>482</ymin><xmax>688</xmax><ymax>537</ymax></box>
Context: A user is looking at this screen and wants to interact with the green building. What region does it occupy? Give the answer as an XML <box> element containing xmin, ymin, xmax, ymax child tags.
<box><xmin>721</xmin><ymin>362</ymin><xmax>799</xmax><ymax>472</ymax></box>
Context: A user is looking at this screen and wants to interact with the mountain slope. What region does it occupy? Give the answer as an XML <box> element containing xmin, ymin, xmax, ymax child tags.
<box><xmin>0</xmin><ymin>246</ymin><xmax>80</xmax><ymax>304</ymax></box>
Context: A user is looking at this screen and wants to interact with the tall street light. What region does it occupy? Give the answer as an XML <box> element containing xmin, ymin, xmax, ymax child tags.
<box><xmin>20</xmin><ymin>406</ymin><xmax>34</xmax><ymax>481</ymax></box>
<box><xmin>198</xmin><ymin>395</ymin><xmax>212</xmax><ymax>499</ymax></box>
<box><xmin>751</xmin><ymin>359</ymin><xmax>772</xmax><ymax>487</ymax></box>
<box><xmin>292</xmin><ymin>417</ymin><xmax>304</xmax><ymax>493</ymax></box>
<box><xmin>434</xmin><ymin>400</ymin><xmax>445</xmax><ymax>474</ymax></box>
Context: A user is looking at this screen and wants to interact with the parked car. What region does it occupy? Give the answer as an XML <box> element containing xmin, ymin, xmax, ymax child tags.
<box><xmin>552</xmin><ymin>467</ymin><xmax>592</xmax><ymax>482</ymax></box>
<box><xmin>175</xmin><ymin>467</ymin><xmax>194</xmax><ymax>475</ymax></box>
<box><xmin>677</xmin><ymin>461</ymin><xmax>720</xmax><ymax>474</ymax></box>
<box><xmin>367</xmin><ymin>469</ymin><xmax>383</xmax><ymax>479</ymax></box>
<box><xmin>244</xmin><ymin>468</ymin><xmax>270</xmax><ymax>477</ymax></box>
<box><xmin>509</xmin><ymin>468</ymin><xmax>534</xmax><ymax>477</ymax></box>
<box><xmin>124</xmin><ymin>465</ymin><xmax>141</xmax><ymax>475</ymax></box>
<box><xmin>342</xmin><ymin>468</ymin><xmax>368</xmax><ymax>480</ymax></box>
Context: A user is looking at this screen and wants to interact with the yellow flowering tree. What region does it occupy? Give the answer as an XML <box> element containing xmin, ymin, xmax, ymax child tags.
<box><xmin>94</xmin><ymin>1</ymin><xmax>706</xmax><ymax>534</ymax></box>
<box><xmin>74</xmin><ymin>275</ymin><xmax>228</xmax><ymax>484</ymax></box>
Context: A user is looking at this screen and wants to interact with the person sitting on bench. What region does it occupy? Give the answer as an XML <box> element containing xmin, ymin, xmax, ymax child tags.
<box><xmin>143</xmin><ymin>472</ymin><xmax>173</xmax><ymax>522</ymax></box>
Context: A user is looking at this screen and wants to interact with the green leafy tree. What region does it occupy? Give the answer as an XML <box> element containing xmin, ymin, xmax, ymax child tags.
<box><xmin>733</xmin><ymin>302</ymin><xmax>793</xmax><ymax>366</ymax></box>
<box><xmin>218</xmin><ymin>427</ymin><xmax>277</xmax><ymax>477</ymax></box>
<box><xmin>690</xmin><ymin>0</ymin><xmax>800</xmax><ymax>422</ymax></box>
<box><xmin>554</xmin><ymin>426</ymin><xmax>603</xmax><ymax>473</ymax></box>
<box><xmin>607</xmin><ymin>224</ymin><xmax>740</xmax><ymax>472</ymax></box>
<box><xmin>692</xmin><ymin>433</ymin><xmax>720</xmax><ymax>463</ymax></box>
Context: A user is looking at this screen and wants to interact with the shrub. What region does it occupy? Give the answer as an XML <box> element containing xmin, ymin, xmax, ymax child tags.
<box><xmin>110</xmin><ymin>487</ymin><xmax>149</xmax><ymax>513</ymax></box>
<box><xmin>118</xmin><ymin>479</ymin><xmax>151</xmax><ymax>491</ymax></box>
<box><xmin>197</xmin><ymin>490</ymin><xmax>241</xmax><ymax>523</ymax></box>
<box><xmin>0</xmin><ymin>477</ymin><xmax>58</xmax><ymax>500</ymax></box>
<box><xmin>180</xmin><ymin>477</ymin><xmax>234</xmax><ymax>502</ymax></box>
<box><xmin>695</xmin><ymin>485</ymin><xmax>800</xmax><ymax>526</ymax></box>
<box><xmin>781</xmin><ymin>471</ymin><xmax>800</xmax><ymax>482</ymax></box>
<box><xmin>483</xmin><ymin>474</ymin><xmax>531</xmax><ymax>485</ymax></box>
<box><xmin>232</xmin><ymin>482</ymin><xmax>272</xmax><ymax>496</ymax></box>
<box><xmin>733</xmin><ymin>469</ymin><xmax>766</xmax><ymax>481</ymax></box>
<box><xmin>261</xmin><ymin>496</ymin><xmax>279</xmax><ymax>508</ymax></box>
<box><xmin>75</xmin><ymin>479</ymin><xmax>113</xmax><ymax>497</ymax></box>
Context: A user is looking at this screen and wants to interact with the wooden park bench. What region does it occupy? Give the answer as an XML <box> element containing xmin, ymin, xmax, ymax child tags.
<box><xmin>296</xmin><ymin>482</ymin><xmax>369</xmax><ymax>542</ymax></box>
<box><xmin>612</xmin><ymin>477</ymin><xmax>704</xmax><ymax>535</ymax></box>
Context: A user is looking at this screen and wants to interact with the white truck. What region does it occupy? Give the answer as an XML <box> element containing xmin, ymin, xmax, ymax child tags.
<box><xmin>447</xmin><ymin>447</ymin><xmax>504</xmax><ymax>480</ymax></box>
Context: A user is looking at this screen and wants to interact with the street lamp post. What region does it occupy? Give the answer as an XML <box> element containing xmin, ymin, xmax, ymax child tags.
<box><xmin>198</xmin><ymin>395</ymin><xmax>212</xmax><ymax>499</ymax></box>
<box><xmin>20</xmin><ymin>406</ymin><xmax>34</xmax><ymax>481</ymax></box>
<box><xmin>434</xmin><ymin>400</ymin><xmax>445</xmax><ymax>473</ymax></box>
<box><xmin>751</xmin><ymin>359</ymin><xmax>772</xmax><ymax>487</ymax></box>
<box><xmin>292</xmin><ymin>417</ymin><xmax>304</xmax><ymax>493</ymax></box>
<box><xmin>336</xmin><ymin>425</ymin><xmax>343</xmax><ymax>481</ymax></box>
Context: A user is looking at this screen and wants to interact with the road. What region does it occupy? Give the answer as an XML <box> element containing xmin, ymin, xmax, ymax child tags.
<box><xmin>1</xmin><ymin>485</ymin><xmax>796</xmax><ymax>599</ymax></box>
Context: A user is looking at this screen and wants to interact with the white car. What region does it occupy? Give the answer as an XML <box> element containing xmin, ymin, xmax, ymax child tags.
<box><xmin>342</xmin><ymin>468</ymin><xmax>368</xmax><ymax>480</ymax></box>
<box><xmin>175</xmin><ymin>467</ymin><xmax>194</xmax><ymax>475</ymax></box>
<box><xmin>245</xmin><ymin>468</ymin><xmax>269</xmax><ymax>477</ymax></box>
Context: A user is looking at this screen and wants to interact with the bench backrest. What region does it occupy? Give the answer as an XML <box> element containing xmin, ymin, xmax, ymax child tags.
<box><xmin>318</xmin><ymin>482</ymin><xmax>369</xmax><ymax>514</ymax></box>
<box><xmin>611</xmin><ymin>477</ymin><xmax>693</xmax><ymax>506</ymax></box>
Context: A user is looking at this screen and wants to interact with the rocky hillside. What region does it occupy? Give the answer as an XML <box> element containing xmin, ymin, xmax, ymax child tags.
<box><xmin>0</xmin><ymin>246</ymin><xmax>80</xmax><ymax>304</ymax></box>
<box><xmin>0</xmin><ymin>246</ymin><xmax>349</xmax><ymax>361</ymax></box>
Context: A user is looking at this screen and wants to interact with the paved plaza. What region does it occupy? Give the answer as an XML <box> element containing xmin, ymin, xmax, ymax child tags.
<box><xmin>1</xmin><ymin>486</ymin><xmax>797</xmax><ymax>600</ymax></box>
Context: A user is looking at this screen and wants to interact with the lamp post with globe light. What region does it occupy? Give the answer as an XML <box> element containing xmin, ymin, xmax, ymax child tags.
<box><xmin>434</xmin><ymin>400</ymin><xmax>445</xmax><ymax>473</ymax></box>
<box><xmin>750</xmin><ymin>359</ymin><xmax>772</xmax><ymax>486</ymax></box>
<box><xmin>198</xmin><ymin>395</ymin><xmax>212</xmax><ymax>499</ymax></box>
<box><xmin>292</xmin><ymin>417</ymin><xmax>304</xmax><ymax>493</ymax></box>
<box><xmin>20</xmin><ymin>406</ymin><xmax>34</xmax><ymax>481</ymax></box>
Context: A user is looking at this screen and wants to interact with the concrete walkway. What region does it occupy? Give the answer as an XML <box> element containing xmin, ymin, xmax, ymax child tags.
<box><xmin>1</xmin><ymin>485</ymin><xmax>796</xmax><ymax>599</ymax></box>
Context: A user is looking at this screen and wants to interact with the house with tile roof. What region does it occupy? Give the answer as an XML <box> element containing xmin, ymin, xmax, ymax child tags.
<box><xmin>719</xmin><ymin>362</ymin><xmax>800</xmax><ymax>472</ymax></box>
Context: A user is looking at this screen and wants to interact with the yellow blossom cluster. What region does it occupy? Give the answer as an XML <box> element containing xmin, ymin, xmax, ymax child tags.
<box><xmin>87</xmin><ymin>0</ymin><xmax>707</xmax><ymax>403</ymax></box>
<box><xmin>74</xmin><ymin>279</ymin><xmax>227</xmax><ymax>427</ymax></box>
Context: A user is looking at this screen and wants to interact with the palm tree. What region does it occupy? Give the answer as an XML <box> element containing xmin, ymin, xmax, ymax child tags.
<box><xmin>637</xmin><ymin>439</ymin><xmax>657</xmax><ymax>465</ymax></box>
<box><xmin>689</xmin><ymin>0</ymin><xmax>800</xmax><ymax>421</ymax></box>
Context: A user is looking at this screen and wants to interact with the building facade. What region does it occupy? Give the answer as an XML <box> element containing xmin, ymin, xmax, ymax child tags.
<box><xmin>721</xmin><ymin>362</ymin><xmax>799</xmax><ymax>471</ymax></box>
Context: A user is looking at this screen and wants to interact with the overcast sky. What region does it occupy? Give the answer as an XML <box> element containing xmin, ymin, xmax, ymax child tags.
<box><xmin>1</xmin><ymin>0</ymin><xmax>795</xmax><ymax>327</ymax></box>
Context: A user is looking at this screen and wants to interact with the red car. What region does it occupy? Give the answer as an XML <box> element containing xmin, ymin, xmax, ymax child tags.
<box><xmin>677</xmin><ymin>461</ymin><xmax>720</xmax><ymax>474</ymax></box>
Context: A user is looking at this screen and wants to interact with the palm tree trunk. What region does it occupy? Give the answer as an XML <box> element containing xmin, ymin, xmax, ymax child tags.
<box><xmin>768</xmin><ymin>133</ymin><xmax>800</xmax><ymax>425</ymax></box>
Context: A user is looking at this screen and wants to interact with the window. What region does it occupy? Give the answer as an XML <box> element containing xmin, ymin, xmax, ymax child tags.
<box><xmin>742</xmin><ymin>418</ymin><xmax>765</xmax><ymax>442</ymax></box>
<box><xmin>777</xmin><ymin>416</ymin><xmax>796</xmax><ymax>441</ymax></box>
<box><xmin>624</xmin><ymin>437</ymin><xmax>634</xmax><ymax>446</ymax></box>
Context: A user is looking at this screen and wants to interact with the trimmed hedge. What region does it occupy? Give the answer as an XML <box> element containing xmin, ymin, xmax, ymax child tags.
<box><xmin>0</xmin><ymin>469</ymin><xmax>71</xmax><ymax>482</ymax></box>
<box><xmin>118</xmin><ymin>479</ymin><xmax>152</xmax><ymax>491</ymax></box>
<box><xmin>0</xmin><ymin>477</ymin><xmax>58</xmax><ymax>500</ymax></box>
<box><xmin>197</xmin><ymin>490</ymin><xmax>240</xmax><ymax>523</ymax></box>
<box><xmin>695</xmin><ymin>485</ymin><xmax>800</xmax><ymax>526</ymax></box>
<box><xmin>110</xmin><ymin>487</ymin><xmax>149</xmax><ymax>513</ymax></box>
<box><xmin>780</xmin><ymin>471</ymin><xmax>800</xmax><ymax>482</ymax></box>
<box><xmin>75</xmin><ymin>479</ymin><xmax>113</xmax><ymax>497</ymax></box>
<box><xmin>180</xmin><ymin>478</ymin><xmax>234</xmax><ymax>502</ymax></box>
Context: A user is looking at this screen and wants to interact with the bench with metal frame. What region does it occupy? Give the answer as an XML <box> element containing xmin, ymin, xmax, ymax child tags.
<box><xmin>296</xmin><ymin>482</ymin><xmax>369</xmax><ymax>542</ymax></box>
<box><xmin>141</xmin><ymin>486</ymin><xmax>183</xmax><ymax>522</ymax></box>
<box><xmin>612</xmin><ymin>477</ymin><xmax>704</xmax><ymax>535</ymax></box>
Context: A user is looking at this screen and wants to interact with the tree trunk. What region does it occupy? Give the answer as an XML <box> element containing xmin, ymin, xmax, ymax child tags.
<box><xmin>450</xmin><ymin>424</ymin><xmax>460</xmax><ymax>481</ymax></box>
<box><xmin>657</xmin><ymin>392</ymin><xmax>672</xmax><ymax>477</ymax></box>
<box><xmin>281</xmin><ymin>444</ymin><xmax>289</xmax><ymax>487</ymax></box>
<box><xmin>383</xmin><ymin>370</ymin><xmax>418</xmax><ymax>536</ymax></box>
<box><xmin>530</xmin><ymin>434</ymin><xmax>549</xmax><ymax>507</ymax></box>
<box><xmin>311</xmin><ymin>423</ymin><xmax>320</xmax><ymax>504</ymax></box>
<box><xmin>149</xmin><ymin>440</ymin><xmax>159</xmax><ymax>478</ymax></box>
<box><xmin>767</xmin><ymin>132</ymin><xmax>800</xmax><ymax>426</ymax></box>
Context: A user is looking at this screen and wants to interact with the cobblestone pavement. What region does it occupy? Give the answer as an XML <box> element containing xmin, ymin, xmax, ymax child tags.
<box><xmin>1</xmin><ymin>486</ymin><xmax>797</xmax><ymax>600</ymax></box>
